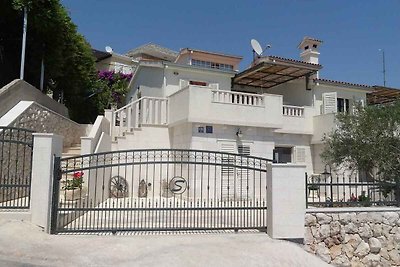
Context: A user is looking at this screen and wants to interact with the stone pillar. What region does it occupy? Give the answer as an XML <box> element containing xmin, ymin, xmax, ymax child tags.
<box><xmin>267</xmin><ymin>163</ymin><xmax>306</xmax><ymax>241</ymax></box>
<box><xmin>30</xmin><ymin>133</ymin><xmax>63</xmax><ymax>232</ymax></box>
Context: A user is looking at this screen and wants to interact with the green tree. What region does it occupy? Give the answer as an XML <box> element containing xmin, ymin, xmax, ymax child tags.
<box><xmin>322</xmin><ymin>102</ymin><xmax>400</xmax><ymax>184</ymax></box>
<box><xmin>0</xmin><ymin>0</ymin><xmax>99</xmax><ymax>122</ymax></box>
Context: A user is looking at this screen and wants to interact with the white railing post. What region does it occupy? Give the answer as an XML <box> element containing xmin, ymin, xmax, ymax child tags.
<box><xmin>30</xmin><ymin>133</ymin><xmax>63</xmax><ymax>233</ymax></box>
<box><xmin>127</xmin><ymin>106</ymin><xmax>132</xmax><ymax>131</ymax></box>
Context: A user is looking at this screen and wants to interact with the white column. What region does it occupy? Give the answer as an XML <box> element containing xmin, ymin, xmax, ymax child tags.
<box><xmin>267</xmin><ymin>163</ymin><xmax>306</xmax><ymax>240</ymax></box>
<box><xmin>30</xmin><ymin>133</ymin><xmax>63</xmax><ymax>233</ymax></box>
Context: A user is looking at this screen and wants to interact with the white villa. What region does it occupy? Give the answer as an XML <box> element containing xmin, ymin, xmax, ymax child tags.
<box><xmin>103</xmin><ymin>36</ymin><xmax>372</xmax><ymax>176</ymax></box>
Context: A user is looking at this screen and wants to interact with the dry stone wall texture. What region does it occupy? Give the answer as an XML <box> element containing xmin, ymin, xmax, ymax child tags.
<box><xmin>305</xmin><ymin>211</ymin><xmax>400</xmax><ymax>267</ymax></box>
<box><xmin>10</xmin><ymin>103</ymin><xmax>84</xmax><ymax>147</ymax></box>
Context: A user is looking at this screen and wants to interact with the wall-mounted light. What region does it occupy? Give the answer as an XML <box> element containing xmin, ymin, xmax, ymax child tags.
<box><xmin>236</xmin><ymin>128</ymin><xmax>243</xmax><ymax>139</ymax></box>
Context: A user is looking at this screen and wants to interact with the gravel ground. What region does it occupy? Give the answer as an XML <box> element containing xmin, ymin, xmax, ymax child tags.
<box><xmin>0</xmin><ymin>219</ymin><xmax>330</xmax><ymax>267</ymax></box>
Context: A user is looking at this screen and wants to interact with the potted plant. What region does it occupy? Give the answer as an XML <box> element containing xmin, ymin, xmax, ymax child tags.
<box><xmin>63</xmin><ymin>171</ymin><xmax>86</xmax><ymax>201</ymax></box>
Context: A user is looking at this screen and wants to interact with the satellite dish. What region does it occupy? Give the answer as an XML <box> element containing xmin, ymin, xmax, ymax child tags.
<box><xmin>105</xmin><ymin>46</ymin><xmax>113</xmax><ymax>54</ymax></box>
<box><xmin>251</xmin><ymin>39</ymin><xmax>263</xmax><ymax>56</ymax></box>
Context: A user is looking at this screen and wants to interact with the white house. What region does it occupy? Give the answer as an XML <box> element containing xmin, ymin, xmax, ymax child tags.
<box><xmin>105</xmin><ymin>36</ymin><xmax>373</xmax><ymax>176</ymax></box>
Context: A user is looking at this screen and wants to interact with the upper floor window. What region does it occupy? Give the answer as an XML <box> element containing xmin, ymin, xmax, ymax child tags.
<box><xmin>189</xmin><ymin>80</ymin><xmax>208</xmax><ymax>86</ymax></box>
<box><xmin>337</xmin><ymin>98</ymin><xmax>350</xmax><ymax>113</ymax></box>
<box><xmin>273</xmin><ymin>147</ymin><xmax>292</xmax><ymax>163</ymax></box>
<box><xmin>191</xmin><ymin>59</ymin><xmax>233</xmax><ymax>71</ymax></box>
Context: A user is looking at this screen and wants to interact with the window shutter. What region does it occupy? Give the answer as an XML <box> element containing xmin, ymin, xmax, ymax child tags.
<box><xmin>179</xmin><ymin>79</ymin><xmax>189</xmax><ymax>89</ymax></box>
<box><xmin>220</xmin><ymin>143</ymin><xmax>236</xmax><ymax>200</ymax></box>
<box><xmin>322</xmin><ymin>92</ymin><xmax>337</xmax><ymax>114</ymax></box>
<box><xmin>237</xmin><ymin>145</ymin><xmax>250</xmax><ymax>156</ymax></box>
<box><xmin>295</xmin><ymin>147</ymin><xmax>306</xmax><ymax>163</ymax></box>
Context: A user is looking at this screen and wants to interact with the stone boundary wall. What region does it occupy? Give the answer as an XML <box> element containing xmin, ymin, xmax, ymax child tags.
<box><xmin>304</xmin><ymin>208</ymin><xmax>400</xmax><ymax>266</ymax></box>
<box><xmin>0</xmin><ymin>79</ymin><xmax>68</xmax><ymax>118</ymax></box>
<box><xmin>9</xmin><ymin>102</ymin><xmax>84</xmax><ymax>147</ymax></box>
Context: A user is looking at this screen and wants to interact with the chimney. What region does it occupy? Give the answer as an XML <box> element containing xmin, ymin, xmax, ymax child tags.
<box><xmin>298</xmin><ymin>37</ymin><xmax>323</xmax><ymax>65</ymax></box>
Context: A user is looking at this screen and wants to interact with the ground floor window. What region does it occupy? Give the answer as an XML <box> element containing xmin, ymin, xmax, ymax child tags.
<box><xmin>273</xmin><ymin>147</ymin><xmax>292</xmax><ymax>163</ymax></box>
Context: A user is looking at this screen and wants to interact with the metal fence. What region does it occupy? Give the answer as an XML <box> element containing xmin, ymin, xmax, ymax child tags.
<box><xmin>51</xmin><ymin>149</ymin><xmax>270</xmax><ymax>234</ymax></box>
<box><xmin>306</xmin><ymin>166</ymin><xmax>400</xmax><ymax>208</ymax></box>
<box><xmin>0</xmin><ymin>126</ymin><xmax>34</xmax><ymax>209</ymax></box>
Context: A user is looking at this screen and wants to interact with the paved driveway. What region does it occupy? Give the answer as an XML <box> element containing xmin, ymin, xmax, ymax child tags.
<box><xmin>0</xmin><ymin>219</ymin><xmax>329</xmax><ymax>267</ymax></box>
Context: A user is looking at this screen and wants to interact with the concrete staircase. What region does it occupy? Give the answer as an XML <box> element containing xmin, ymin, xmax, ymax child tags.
<box><xmin>62</xmin><ymin>144</ymin><xmax>81</xmax><ymax>158</ymax></box>
<box><xmin>111</xmin><ymin>125</ymin><xmax>170</xmax><ymax>151</ymax></box>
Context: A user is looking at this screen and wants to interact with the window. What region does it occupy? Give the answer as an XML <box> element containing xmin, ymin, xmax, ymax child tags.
<box><xmin>273</xmin><ymin>147</ymin><xmax>292</xmax><ymax>163</ymax></box>
<box><xmin>189</xmin><ymin>80</ymin><xmax>208</xmax><ymax>86</ymax></box>
<box><xmin>192</xmin><ymin>59</ymin><xmax>233</xmax><ymax>71</ymax></box>
<box><xmin>205</xmin><ymin>126</ymin><xmax>213</xmax><ymax>134</ymax></box>
<box><xmin>337</xmin><ymin>98</ymin><xmax>350</xmax><ymax>113</ymax></box>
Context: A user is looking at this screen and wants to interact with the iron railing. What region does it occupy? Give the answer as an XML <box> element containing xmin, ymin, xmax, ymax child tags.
<box><xmin>306</xmin><ymin>166</ymin><xmax>400</xmax><ymax>208</ymax></box>
<box><xmin>0</xmin><ymin>126</ymin><xmax>34</xmax><ymax>209</ymax></box>
<box><xmin>51</xmin><ymin>149</ymin><xmax>270</xmax><ymax>234</ymax></box>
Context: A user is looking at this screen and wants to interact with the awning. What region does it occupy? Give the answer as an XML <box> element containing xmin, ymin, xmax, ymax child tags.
<box><xmin>233</xmin><ymin>56</ymin><xmax>322</xmax><ymax>89</ymax></box>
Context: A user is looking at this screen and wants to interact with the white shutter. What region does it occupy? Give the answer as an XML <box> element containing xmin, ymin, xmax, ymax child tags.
<box><xmin>209</xmin><ymin>83</ymin><xmax>219</xmax><ymax>90</ymax></box>
<box><xmin>322</xmin><ymin>92</ymin><xmax>337</xmax><ymax>114</ymax></box>
<box><xmin>237</xmin><ymin>144</ymin><xmax>251</xmax><ymax>199</ymax></box>
<box><xmin>295</xmin><ymin>147</ymin><xmax>306</xmax><ymax>163</ymax></box>
<box><xmin>179</xmin><ymin>79</ymin><xmax>189</xmax><ymax>89</ymax></box>
<box><xmin>220</xmin><ymin>142</ymin><xmax>236</xmax><ymax>200</ymax></box>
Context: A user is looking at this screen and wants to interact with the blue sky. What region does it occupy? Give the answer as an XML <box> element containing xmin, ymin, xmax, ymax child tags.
<box><xmin>62</xmin><ymin>0</ymin><xmax>400</xmax><ymax>88</ymax></box>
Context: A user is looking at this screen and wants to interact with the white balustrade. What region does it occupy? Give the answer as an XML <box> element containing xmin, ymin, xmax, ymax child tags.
<box><xmin>211</xmin><ymin>90</ymin><xmax>264</xmax><ymax>107</ymax></box>
<box><xmin>282</xmin><ymin>105</ymin><xmax>304</xmax><ymax>117</ymax></box>
<box><xmin>112</xmin><ymin>97</ymin><xmax>168</xmax><ymax>138</ymax></box>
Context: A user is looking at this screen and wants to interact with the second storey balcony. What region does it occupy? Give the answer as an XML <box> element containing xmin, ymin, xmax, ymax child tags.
<box><xmin>168</xmin><ymin>86</ymin><xmax>313</xmax><ymax>133</ymax></box>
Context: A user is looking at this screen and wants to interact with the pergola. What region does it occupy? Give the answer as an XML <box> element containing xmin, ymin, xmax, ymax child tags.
<box><xmin>368</xmin><ymin>86</ymin><xmax>400</xmax><ymax>105</ymax></box>
<box><xmin>233</xmin><ymin>56</ymin><xmax>322</xmax><ymax>89</ymax></box>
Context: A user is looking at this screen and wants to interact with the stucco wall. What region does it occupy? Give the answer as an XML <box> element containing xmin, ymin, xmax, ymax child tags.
<box><xmin>313</xmin><ymin>84</ymin><xmax>368</xmax><ymax>116</ymax></box>
<box><xmin>126</xmin><ymin>66</ymin><xmax>165</xmax><ymax>102</ymax></box>
<box><xmin>0</xmin><ymin>79</ymin><xmax>69</xmax><ymax>118</ymax></box>
<box><xmin>305</xmin><ymin>209</ymin><xmax>400</xmax><ymax>266</ymax></box>
<box><xmin>164</xmin><ymin>67</ymin><xmax>233</xmax><ymax>96</ymax></box>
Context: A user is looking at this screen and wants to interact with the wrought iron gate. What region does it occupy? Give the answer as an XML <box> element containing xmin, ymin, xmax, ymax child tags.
<box><xmin>0</xmin><ymin>127</ymin><xmax>34</xmax><ymax>209</ymax></box>
<box><xmin>51</xmin><ymin>149</ymin><xmax>269</xmax><ymax>233</ymax></box>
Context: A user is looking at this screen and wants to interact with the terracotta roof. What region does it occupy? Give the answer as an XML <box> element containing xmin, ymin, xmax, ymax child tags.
<box><xmin>268</xmin><ymin>55</ymin><xmax>322</xmax><ymax>67</ymax></box>
<box><xmin>92</xmin><ymin>49</ymin><xmax>111</xmax><ymax>62</ymax></box>
<box><xmin>126</xmin><ymin>43</ymin><xmax>178</xmax><ymax>62</ymax></box>
<box><xmin>179</xmin><ymin>48</ymin><xmax>243</xmax><ymax>59</ymax></box>
<box><xmin>314</xmin><ymin>78</ymin><xmax>371</xmax><ymax>89</ymax></box>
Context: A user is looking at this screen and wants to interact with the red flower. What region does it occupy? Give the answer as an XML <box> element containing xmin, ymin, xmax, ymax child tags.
<box><xmin>73</xmin><ymin>171</ymin><xmax>84</xmax><ymax>179</ymax></box>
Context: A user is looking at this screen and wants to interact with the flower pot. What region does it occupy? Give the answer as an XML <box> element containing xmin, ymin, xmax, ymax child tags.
<box><xmin>63</xmin><ymin>187</ymin><xmax>86</xmax><ymax>201</ymax></box>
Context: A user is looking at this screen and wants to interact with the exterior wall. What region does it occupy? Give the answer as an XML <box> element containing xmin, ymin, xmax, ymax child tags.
<box><xmin>95</xmin><ymin>54</ymin><xmax>133</xmax><ymax>74</ymax></box>
<box><xmin>126</xmin><ymin>66</ymin><xmax>165</xmax><ymax>101</ymax></box>
<box><xmin>0</xmin><ymin>79</ymin><xmax>69</xmax><ymax>118</ymax></box>
<box><xmin>313</xmin><ymin>84</ymin><xmax>369</xmax><ymax>116</ymax></box>
<box><xmin>233</xmin><ymin>79</ymin><xmax>313</xmax><ymax>108</ymax></box>
<box><xmin>170</xmin><ymin>123</ymin><xmax>192</xmax><ymax>149</ymax></box>
<box><xmin>305</xmin><ymin>209</ymin><xmax>400</xmax><ymax>266</ymax></box>
<box><xmin>264</xmin><ymin>79</ymin><xmax>313</xmax><ymax>107</ymax></box>
<box><xmin>164</xmin><ymin>67</ymin><xmax>233</xmax><ymax>96</ymax></box>
<box><xmin>168</xmin><ymin>86</ymin><xmax>283</xmax><ymax>128</ymax></box>
<box><xmin>1</xmin><ymin>101</ymin><xmax>84</xmax><ymax>147</ymax></box>
<box><xmin>312</xmin><ymin>144</ymin><xmax>326</xmax><ymax>175</ymax></box>
<box><xmin>279</xmin><ymin>106</ymin><xmax>314</xmax><ymax>134</ymax></box>
<box><xmin>176</xmin><ymin>50</ymin><xmax>241</xmax><ymax>71</ymax></box>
